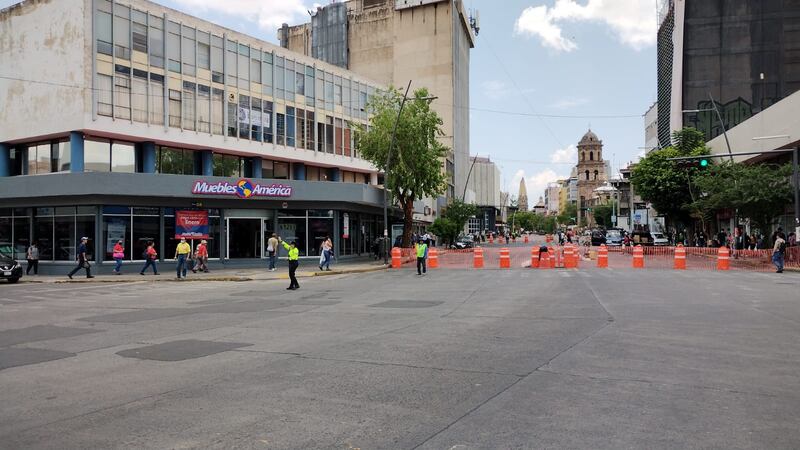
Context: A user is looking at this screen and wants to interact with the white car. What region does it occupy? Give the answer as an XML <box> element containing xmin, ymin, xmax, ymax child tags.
<box><xmin>651</xmin><ymin>232</ymin><xmax>669</xmax><ymax>246</ymax></box>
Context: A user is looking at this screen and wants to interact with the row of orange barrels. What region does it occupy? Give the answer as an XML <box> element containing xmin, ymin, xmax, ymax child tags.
<box><xmin>390</xmin><ymin>244</ymin><xmax>735</xmax><ymax>270</ymax></box>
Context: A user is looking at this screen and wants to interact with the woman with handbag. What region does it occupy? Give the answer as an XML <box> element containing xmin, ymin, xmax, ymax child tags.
<box><xmin>112</xmin><ymin>240</ymin><xmax>125</xmax><ymax>274</ymax></box>
<box><xmin>139</xmin><ymin>241</ymin><xmax>159</xmax><ymax>275</ymax></box>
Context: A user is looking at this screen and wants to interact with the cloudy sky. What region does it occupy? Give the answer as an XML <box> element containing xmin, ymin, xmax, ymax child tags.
<box><xmin>1</xmin><ymin>0</ymin><xmax>658</xmax><ymax>202</ymax></box>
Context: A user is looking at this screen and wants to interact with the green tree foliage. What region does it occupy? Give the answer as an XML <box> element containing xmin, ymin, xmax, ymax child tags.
<box><xmin>689</xmin><ymin>162</ymin><xmax>794</xmax><ymax>231</ymax></box>
<box><xmin>428</xmin><ymin>218</ymin><xmax>460</xmax><ymax>246</ymax></box>
<box><xmin>428</xmin><ymin>200</ymin><xmax>478</xmax><ymax>245</ymax></box>
<box><xmin>512</xmin><ymin>211</ymin><xmax>558</xmax><ymax>234</ymax></box>
<box><xmin>355</xmin><ymin>86</ymin><xmax>448</xmax><ymax>247</ymax></box>
<box><xmin>557</xmin><ymin>202</ymin><xmax>577</xmax><ymax>226</ymax></box>
<box><xmin>592</xmin><ymin>201</ymin><xmax>616</xmax><ymax>228</ymax></box>
<box><xmin>630</xmin><ymin>128</ymin><xmax>709</xmax><ymax>223</ymax></box>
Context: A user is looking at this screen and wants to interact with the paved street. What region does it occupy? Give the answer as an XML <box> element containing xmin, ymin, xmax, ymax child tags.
<box><xmin>1</xmin><ymin>268</ymin><xmax>799</xmax><ymax>449</ymax></box>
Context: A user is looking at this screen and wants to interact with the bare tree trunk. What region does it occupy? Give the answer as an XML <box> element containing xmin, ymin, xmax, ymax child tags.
<box><xmin>401</xmin><ymin>198</ymin><xmax>414</xmax><ymax>248</ymax></box>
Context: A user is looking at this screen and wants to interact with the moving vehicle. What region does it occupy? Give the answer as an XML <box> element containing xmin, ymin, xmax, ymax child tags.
<box><xmin>452</xmin><ymin>235</ymin><xmax>475</xmax><ymax>249</ymax></box>
<box><xmin>590</xmin><ymin>229</ymin><xmax>606</xmax><ymax>246</ymax></box>
<box><xmin>0</xmin><ymin>246</ymin><xmax>23</xmax><ymax>284</ymax></box>
<box><xmin>605</xmin><ymin>229</ymin><xmax>624</xmax><ymax>246</ymax></box>
<box><xmin>651</xmin><ymin>232</ymin><xmax>669</xmax><ymax>246</ymax></box>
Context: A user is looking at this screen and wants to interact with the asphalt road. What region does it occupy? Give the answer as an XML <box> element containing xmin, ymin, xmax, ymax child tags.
<box><xmin>1</xmin><ymin>268</ymin><xmax>799</xmax><ymax>449</ymax></box>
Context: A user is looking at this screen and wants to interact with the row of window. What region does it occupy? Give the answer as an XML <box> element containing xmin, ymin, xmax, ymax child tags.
<box><xmin>95</xmin><ymin>0</ymin><xmax>373</xmax><ymax>118</ymax></box>
<box><xmin>10</xmin><ymin>140</ymin><xmax>369</xmax><ymax>183</ymax></box>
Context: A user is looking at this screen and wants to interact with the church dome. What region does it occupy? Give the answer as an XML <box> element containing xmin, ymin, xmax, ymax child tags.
<box><xmin>579</xmin><ymin>129</ymin><xmax>600</xmax><ymax>145</ymax></box>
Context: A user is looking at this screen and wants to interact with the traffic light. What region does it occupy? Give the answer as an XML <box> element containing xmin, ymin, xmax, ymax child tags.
<box><xmin>699</xmin><ymin>158</ymin><xmax>709</xmax><ymax>167</ymax></box>
<box><xmin>675</xmin><ymin>158</ymin><xmax>711</xmax><ymax>169</ymax></box>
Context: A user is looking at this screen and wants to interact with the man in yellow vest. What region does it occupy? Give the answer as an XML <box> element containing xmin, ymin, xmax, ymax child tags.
<box><xmin>415</xmin><ymin>238</ymin><xmax>428</xmax><ymax>275</ymax></box>
<box><xmin>280</xmin><ymin>238</ymin><xmax>300</xmax><ymax>290</ymax></box>
<box><xmin>174</xmin><ymin>238</ymin><xmax>191</xmax><ymax>280</ymax></box>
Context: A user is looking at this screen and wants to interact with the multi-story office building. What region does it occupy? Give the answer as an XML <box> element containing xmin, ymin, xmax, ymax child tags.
<box><xmin>0</xmin><ymin>0</ymin><xmax>390</xmax><ymax>272</ymax></box>
<box><xmin>644</xmin><ymin>102</ymin><xmax>659</xmax><ymax>153</ymax></box>
<box><xmin>657</xmin><ymin>0</ymin><xmax>800</xmax><ymax>146</ymax></box>
<box><xmin>280</xmin><ymin>0</ymin><xmax>478</xmax><ymax>223</ymax></box>
<box><xmin>465</xmin><ymin>155</ymin><xmax>500</xmax><ymax>234</ymax></box>
<box><xmin>545</xmin><ymin>183</ymin><xmax>560</xmax><ymax>215</ymax></box>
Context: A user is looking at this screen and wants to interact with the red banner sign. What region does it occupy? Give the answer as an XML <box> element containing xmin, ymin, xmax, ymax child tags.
<box><xmin>175</xmin><ymin>210</ymin><xmax>209</xmax><ymax>239</ymax></box>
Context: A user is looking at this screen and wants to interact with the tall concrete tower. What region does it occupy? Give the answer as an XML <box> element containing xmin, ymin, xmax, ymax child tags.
<box><xmin>518</xmin><ymin>178</ymin><xmax>529</xmax><ymax>212</ymax></box>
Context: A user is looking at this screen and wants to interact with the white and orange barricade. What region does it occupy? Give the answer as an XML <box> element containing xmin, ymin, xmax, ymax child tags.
<box><xmin>563</xmin><ymin>245</ymin><xmax>575</xmax><ymax>269</ymax></box>
<box><xmin>632</xmin><ymin>245</ymin><xmax>644</xmax><ymax>269</ymax></box>
<box><xmin>717</xmin><ymin>246</ymin><xmax>730</xmax><ymax>270</ymax></box>
<box><xmin>674</xmin><ymin>244</ymin><xmax>686</xmax><ymax>270</ymax></box>
<box><xmin>531</xmin><ymin>246</ymin><xmax>540</xmax><ymax>268</ymax></box>
<box><xmin>499</xmin><ymin>247</ymin><xmax>510</xmax><ymax>268</ymax></box>
<box><xmin>391</xmin><ymin>247</ymin><xmax>402</xmax><ymax>269</ymax></box>
<box><xmin>539</xmin><ymin>247</ymin><xmax>550</xmax><ymax>269</ymax></box>
<box><xmin>473</xmin><ymin>247</ymin><xmax>484</xmax><ymax>268</ymax></box>
<box><xmin>597</xmin><ymin>245</ymin><xmax>608</xmax><ymax>268</ymax></box>
<box><xmin>427</xmin><ymin>248</ymin><xmax>438</xmax><ymax>269</ymax></box>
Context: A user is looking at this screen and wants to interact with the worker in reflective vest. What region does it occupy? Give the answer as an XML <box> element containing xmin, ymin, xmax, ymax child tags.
<box><xmin>415</xmin><ymin>239</ymin><xmax>428</xmax><ymax>275</ymax></box>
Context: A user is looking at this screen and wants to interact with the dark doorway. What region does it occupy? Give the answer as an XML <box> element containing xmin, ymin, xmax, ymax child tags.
<box><xmin>228</xmin><ymin>218</ymin><xmax>261</xmax><ymax>258</ymax></box>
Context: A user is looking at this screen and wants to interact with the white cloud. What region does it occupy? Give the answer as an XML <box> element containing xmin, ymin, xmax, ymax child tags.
<box><xmin>509</xmin><ymin>169</ymin><xmax>566</xmax><ymax>202</ymax></box>
<box><xmin>172</xmin><ymin>0</ymin><xmax>311</xmax><ymax>31</ymax></box>
<box><xmin>481</xmin><ymin>80</ymin><xmax>510</xmax><ymax>100</ymax></box>
<box><xmin>550</xmin><ymin>144</ymin><xmax>577</xmax><ymax>164</ymax></box>
<box><xmin>515</xmin><ymin>0</ymin><xmax>657</xmax><ymax>52</ymax></box>
<box><xmin>550</xmin><ymin>97</ymin><xmax>589</xmax><ymax>110</ymax></box>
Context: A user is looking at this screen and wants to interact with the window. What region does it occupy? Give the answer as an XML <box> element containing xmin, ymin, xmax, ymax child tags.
<box><xmin>198</xmin><ymin>42</ymin><xmax>210</xmax><ymax>70</ymax></box>
<box><xmin>334</xmin><ymin>76</ymin><xmax>342</xmax><ymax>105</ymax></box>
<box><xmin>306</xmin><ymin>111</ymin><xmax>314</xmax><ymax>150</ymax></box>
<box><xmin>325</xmin><ymin>116</ymin><xmax>334</xmax><ymax>153</ymax></box>
<box><xmin>238</xmin><ymin>95</ymin><xmax>250</xmax><ymax>139</ymax></box>
<box><xmin>212</xmin><ymin>88</ymin><xmax>224</xmax><ymax>135</ymax></box>
<box><xmin>226</xmin><ymin>40</ymin><xmax>237</xmax><ymax>86</ymax></box>
<box><xmin>182</xmin><ymin>82</ymin><xmax>196</xmax><ymax>131</ymax></box>
<box><xmin>263</xmin><ymin>101</ymin><xmax>273</xmax><ymax>143</ymax></box>
<box><xmin>295</xmin><ymin>68</ymin><xmax>304</xmax><ymax>95</ymax></box>
<box><xmin>111</xmin><ymin>142</ymin><xmax>135</xmax><ymax>173</ymax></box>
<box><xmin>343</xmin><ymin>78</ymin><xmax>351</xmax><ymax>115</ymax></box>
<box><xmin>589</xmin><ymin>151</ymin><xmax>593</xmax><ymax>161</ymax></box>
<box><xmin>344</xmin><ymin>125</ymin><xmax>352</xmax><ymax>157</ymax></box>
<box><xmin>132</xmin><ymin>21</ymin><xmax>147</xmax><ymax>53</ymax></box>
<box><xmin>262</xmin><ymin>58</ymin><xmax>273</xmax><ymax>96</ymax></box>
<box><xmin>131</xmin><ymin>69</ymin><xmax>147</xmax><ymax>123</ymax></box>
<box><xmin>275</xmin><ymin>56</ymin><xmax>285</xmax><ymax>99</ymax></box>
<box><xmin>594</xmin><ymin>170</ymin><xmax>599</xmax><ymax>180</ymax></box>
<box><xmin>114</xmin><ymin>69</ymin><xmax>131</xmax><ymax>120</ymax></box>
<box><xmin>157</xmin><ymin>147</ymin><xmax>195</xmax><ymax>175</ymax></box>
<box><xmin>296</xmin><ymin>108</ymin><xmax>305</xmax><ymax>149</ymax></box>
<box><xmin>227</xmin><ymin>100</ymin><xmax>237</xmax><ymax>137</ymax></box>
<box><xmin>213</xmin><ymin>153</ymin><xmax>241</xmax><ymax>177</ymax></box>
<box><xmin>84</xmin><ymin>140</ymin><xmax>111</xmax><ymax>172</ymax></box>
<box><xmin>250</xmin><ymin>57</ymin><xmax>261</xmax><ymax>83</ymax></box>
<box><xmin>97</xmin><ymin>74</ymin><xmax>112</xmax><ymax>116</ymax></box>
<box><xmin>182</xmin><ymin>31</ymin><xmax>196</xmax><ymax>76</ymax></box>
<box><xmin>96</xmin><ymin>8</ymin><xmax>112</xmax><ymax>55</ymax></box>
<box><xmin>285</xmin><ymin>59</ymin><xmax>295</xmax><ymax>100</ymax></box>
<box><xmin>306</xmin><ymin>165</ymin><xmax>320</xmax><ymax>181</ymax></box>
<box><xmin>167</xmin><ymin>22</ymin><xmax>180</xmax><ymax>73</ymax></box>
<box><xmin>149</xmin><ymin>15</ymin><xmax>164</xmax><ymax>68</ymax></box>
<box><xmin>113</xmin><ymin>5</ymin><xmax>130</xmax><ymax>59</ymax></box>
<box><xmin>317</xmin><ymin>120</ymin><xmax>325</xmax><ymax>152</ymax></box>
<box><xmin>315</xmin><ymin>71</ymin><xmax>324</xmax><ymax>109</ymax></box>
<box><xmin>238</xmin><ymin>52</ymin><xmax>249</xmax><ymax>89</ymax></box>
<box><xmin>274</xmin><ymin>161</ymin><xmax>289</xmax><ymax>179</ymax></box>
<box><xmin>305</xmin><ymin>66</ymin><xmax>314</xmax><ymax>105</ymax></box>
<box><xmin>53</xmin><ymin>141</ymin><xmax>70</xmax><ymax>172</ymax></box>
<box><xmin>325</xmin><ymin>79</ymin><xmax>334</xmax><ymax>110</ymax></box>
<box><xmin>26</xmin><ymin>143</ymin><xmax>51</xmax><ymax>175</ymax></box>
<box><xmin>169</xmin><ymin>89</ymin><xmax>181</xmax><ymax>127</ymax></box>
<box><xmin>198</xmin><ymin>84</ymin><xmax>211</xmax><ymax>133</ymax></box>
<box><xmin>286</xmin><ymin>107</ymin><xmax>296</xmax><ymax>147</ymax></box>
<box><xmin>261</xmin><ymin>160</ymin><xmax>274</xmax><ymax>178</ymax></box>
<box><xmin>150</xmin><ymin>73</ymin><xmax>164</xmax><ymax>124</ymax></box>
<box><xmin>276</xmin><ymin>112</ymin><xmax>285</xmax><ymax>146</ymax></box>
<box><xmin>585</xmin><ymin>170</ymin><xmax>590</xmax><ymax>180</ymax></box>
<box><xmin>210</xmin><ymin>35</ymin><xmax>223</xmax><ymax>82</ymax></box>
<box><xmin>335</xmin><ymin>118</ymin><xmax>343</xmax><ymax>155</ymax></box>
<box><xmin>251</xmin><ymin>97</ymin><xmax>262</xmax><ymax>141</ymax></box>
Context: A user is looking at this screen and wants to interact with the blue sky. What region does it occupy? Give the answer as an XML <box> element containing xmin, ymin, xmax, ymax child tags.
<box><xmin>1</xmin><ymin>0</ymin><xmax>658</xmax><ymax>200</ymax></box>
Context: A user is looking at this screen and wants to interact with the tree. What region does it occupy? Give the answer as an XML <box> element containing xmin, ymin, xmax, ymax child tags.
<box><xmin>429</xmin><ymin>199</ymin><xmax>478</xmax><ymax>245</ymax></box>
<box><xmin>630</xmin><ymin>128</ymin><xmax>709</xmax><ymax>224</ymax></box>
<box><xmin>557</xmin><ymin>202</ymin><xmax>577</xmax><ymax>226</ymax></box>
<box><xmin>592</xmin><ymin>201</ymin><xmax>616</xmax><ymax>228</ymax></box>
<box><xmin>355</xmin><ymin>86</ymin><xmax>448</xmax><ymax>247</ymax></box>
<box><xmin>689</xmin><ymin>162</ymin><xmax>794</xmax><ymax>233</ymax></box>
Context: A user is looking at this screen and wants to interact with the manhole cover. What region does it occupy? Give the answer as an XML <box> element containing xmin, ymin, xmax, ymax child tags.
<box><xmin>369</xmin><ymin>300</ymin><xmax>444</xmax><ymax>309</ymax></box>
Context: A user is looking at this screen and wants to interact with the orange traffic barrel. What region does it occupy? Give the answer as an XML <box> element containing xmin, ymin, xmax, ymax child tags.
<box><xmin>391</xmin><ymin>247</ymin><xmax>402</xmax><ymax>269</ymax></box>
<box><xmin>717</xmin><ymin>246</ymin><xmax>730</xmax><ymax>270</ymax></box>
<box><xmin>499</xmin><ymin>247</ymin><xmax>510</xmax><ymax>269</ymax></box>
<box><xmin>474</xmin><ymin>247</ymin><xmax>484</xmax><ymax>268</ymax></box>
<box><xmin>531</xmin><ymin>246</ymin><xmax>540</xmax><ymax>268</ymax></box>
<box><xmin>597</xmin><ymin>244</ymin><xmax>608</xmax><ymax>268</ymax></box>
<box><xmin>573</xmin><ymin>244</ymin><xmax>581</xmax><ymax>268</ymax></box>
<box><xmin>674</xmin><ymin>244</ymin><xmax>686</xmax><ymax>270</ymax></box>
<box><xmin>563</xmin><ymin>245</ymin><xmax>574</xmax><ymax>269</ymax></box>
<box><xmin>539</xmin><ymin>248</ymin><xmax>550</xmax><ymax>269</ymax></box>
<box><xmin>428</xmin><ymin>247</ymin><xmax>439</xmax><ymax>269</ymax></box>
<box><xmin>632</xmin><ymin>245</ymin><xmax>644</xmax><ymax>269</ymax></box>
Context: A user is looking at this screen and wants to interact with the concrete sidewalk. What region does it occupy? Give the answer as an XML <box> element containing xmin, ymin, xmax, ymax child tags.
<box><xmin>17</xmin><ymin>259</ymin><xmax>388</xmax><ymax>283</ymax></box>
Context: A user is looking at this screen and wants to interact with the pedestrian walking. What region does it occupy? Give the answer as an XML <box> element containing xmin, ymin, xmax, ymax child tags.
<box><xmin>174</xmin><ymin>238</ymin><xmax>191</xmax><ymax>279</ymax></box>
<box><xmin>192</xmin><ymin>239</ymin><xmax>209</xmax><ymax>272</ymax></box>
<box><xmin>67</xmin><ymin>237</ymin><xmax>94</xmax><ymax>279</ymax></box>
<box><xmin>139</xmin><ymin>241</ymin><xmax>159</xmax><ymax>275</ymax></box>
<box><xmin>26</xmin><ymin>241</ymin><xmax>39</xmax><ymax>275</ymax></box>
<box><xmin>415</xmin><ymin>238</ymin><xmax>428</xmax><ymax>275</ymax></box>
<box><xmin>772</xmin><ymin>232</ymin><xmax>787</xmax><ymax>273</ymax></box>
<box><xmin>112</xmin><ymin>240</ymin><xmax>125</xmax><ymax>274</ymax></box>
<box><xmin>267</xmin><ymin>233</ymin><xmax>279</xmax><ymax>271</ymax></box>
<box><xmin>280</xmin><ymin>238</ymin><xmax>300</xmax><ymax>290</ymax></box>
<box><xmin>319</xmin><ymin>236</ymin><xmax>333</xmax><ymax>271</ymax></box>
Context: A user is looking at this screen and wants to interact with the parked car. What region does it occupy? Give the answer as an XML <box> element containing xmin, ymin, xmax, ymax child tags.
<box><xmin>590</xmin><ymin>229</ymin><xmax>606</xmax><ymax>246</ymax></box>
<box><xmin>452</xmin><ymin>235</ymin><xmax>474</xmax><ymax>249</ymax></box>
<box><xmin>605</xmin><ymin>229</ymin><xmax>624</xmax><ymax>246</ymax></box>
<box><xmin>0</xmin><ymin>247</ymin><xmax>23</xmax><ymax>284</ymax></box>
<box><xmin>651</xmin><ymin>232</ymin><xmax>669</xmax><ymax>246</ymax></box>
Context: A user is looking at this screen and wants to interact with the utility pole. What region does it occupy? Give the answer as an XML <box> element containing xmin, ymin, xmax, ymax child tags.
<box><xmin>795</xmin><ymin>147</ymin><xmax>800</xmax><ymax>239</ymax></box>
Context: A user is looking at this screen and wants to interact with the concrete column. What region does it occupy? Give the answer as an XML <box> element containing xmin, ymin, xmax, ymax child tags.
<box><xmin>370</xmin><ymin>172</ymin><xmax>378</xmax><ymax>185</ymax></box>
<box><xmin>201</xmin><ymin>151</ymin><xmax>214</xmax><ymax>176</ymax></box>
<box><xmin>251</xmin><ymin>158</ymin><xmax>262</xmax><ymax>179</ymax></box>
<box><xmin>193</xmin><ymin>151</ymin><xmax>202</xmax><ymax>175</ymax></box>
<box><xmin>141</xmin><ymin>142</ymin><xmax>156</xmax><ymax>173</ymax></box>
<box><xmin>292</xmin><ymin>162</ymin><xmax>306</xmax><ymax>181</ymax></box>
<box><xmin>0</xmin><ymin>143</ymin><xmax>10</xmax><ymax>177</ymax></box>
<box><xmin>70</xmin><ymin>131</ymin><xmax>84</xmax><ymax>173</ymax></box>
<box><xmin>329</xmin><ymin>167</ymin><xmax>341</xmax><ymax>182</ymax></box>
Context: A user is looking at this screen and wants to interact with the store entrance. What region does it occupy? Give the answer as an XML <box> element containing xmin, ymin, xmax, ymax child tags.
<box><xmin>227</xmin><ymin>218</ymin><xmax>262</xmax><ymax>258</ymax></box>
